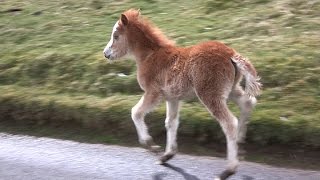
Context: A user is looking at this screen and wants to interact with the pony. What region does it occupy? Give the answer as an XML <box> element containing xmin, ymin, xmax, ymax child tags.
<box><xmin>103</xmin><ymin>9</ymin><xmax>261</xmax><ymax>180</ymax></box>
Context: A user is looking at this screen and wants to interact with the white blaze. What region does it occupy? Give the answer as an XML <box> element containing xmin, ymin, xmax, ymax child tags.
<box><xmin>104</xmin><ymin>21</ymin><xmax>119</xmax><ymax>56</ymax></box>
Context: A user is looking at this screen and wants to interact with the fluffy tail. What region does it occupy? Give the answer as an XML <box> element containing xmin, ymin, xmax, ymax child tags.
<box><xmin>231</xmin><ymin>53</ymin><xmax>262</xmax><ymax>97</ymax></box>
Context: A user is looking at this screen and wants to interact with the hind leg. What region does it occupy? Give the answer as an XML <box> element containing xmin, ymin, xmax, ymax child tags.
<box><xmin>131</xmin><ymin>92</ymin><xmax>161</xmax><ymax>151</ymax></box>
<box><xmin>229</xmin><ymin>85</ymin><xmax>257</xmax><ymax>144</ymax></box>
<box><xmin>198</xmin><ymin>96</ymin><xmax>239</xmax><ymax>179</ymax></box>
<box><xmin>191</xmin><ymin>55</ymin><xmax>239</xmax><ymax>179</ymax></box>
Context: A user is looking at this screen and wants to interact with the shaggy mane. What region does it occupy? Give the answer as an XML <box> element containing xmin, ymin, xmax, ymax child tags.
<box><xmin>123</xmin><ymin>9</ymin><xmax>175</xmax><ymax>48</ymax></box>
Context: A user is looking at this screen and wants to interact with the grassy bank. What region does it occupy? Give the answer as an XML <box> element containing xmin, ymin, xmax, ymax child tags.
<box><xmin>0</xmin><ymin>0</ymin><xmax>319</xmax><ymax>159</ymax></box>
<box><xmin>1</xmin><ymin>85</ymin><xmax>319</xmax><ymax>148</ymax></box>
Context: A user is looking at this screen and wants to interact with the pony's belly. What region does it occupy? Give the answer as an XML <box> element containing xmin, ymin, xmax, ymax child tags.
<box><xmin>162</xmin><ymin>84</ymin><xmax>195</xmax><ymax>100</ymax></box>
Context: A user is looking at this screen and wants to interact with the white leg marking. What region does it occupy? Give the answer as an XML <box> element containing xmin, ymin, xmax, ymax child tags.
<box><xmin>131</xmin><ymin>95</ymin><xmax>158</xmax><ymax>144</ymax></box>
<box><xmin>230</xmin><ymin>87</ymin><xmax>257</xmax><ymax>143</ymax></box>
<box><xmin>164</xmin><ymin>100</ymin><xmax>180</xmax><ymax>154</ymax></box>
<box><xmin>226</xmin><ymin>117</ymin><xmax>239</xmax><ymax>171</ymax></box>
<box><xmin>219</xmin><ymin>115</ymin><xmax>239</xmax><ymax>172</ymax></box>
<box><xmin>237</xmin><ymin>95</ymin><xmax>256</xmax><ymax>143</ymax></box>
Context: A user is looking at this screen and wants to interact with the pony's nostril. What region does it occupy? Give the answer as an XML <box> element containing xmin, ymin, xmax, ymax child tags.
<box><xmin>104</xmin><ymin>53</ymin><xmax>111</xmax><ymax>59</ymax></box>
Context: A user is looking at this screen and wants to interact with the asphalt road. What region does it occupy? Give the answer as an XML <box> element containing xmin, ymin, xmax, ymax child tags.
<box><xmin>0</xmin><ymin>133</ymin><xmax>319</xmax><ymax>180</ymax></box>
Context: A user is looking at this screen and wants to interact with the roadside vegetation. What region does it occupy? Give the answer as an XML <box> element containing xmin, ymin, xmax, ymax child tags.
<box><xmin>0</xmin><ymin>0</ymin><xmax>319</xmax><ymax>167</ymax></box>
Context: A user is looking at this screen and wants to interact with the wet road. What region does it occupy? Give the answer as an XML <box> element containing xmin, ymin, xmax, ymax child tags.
<box><xmin>0</xmin><ymin>133</ymin><xmax>319</xmax><ymax>180</ymax></box>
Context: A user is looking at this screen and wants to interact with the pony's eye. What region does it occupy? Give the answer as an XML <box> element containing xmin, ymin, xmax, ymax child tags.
<box><xmin>114</xmin><ymin>35</ymin><xmax>119</xmax><ymax>40</ymax></box>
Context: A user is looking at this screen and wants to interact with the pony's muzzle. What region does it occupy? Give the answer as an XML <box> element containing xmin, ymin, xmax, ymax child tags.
<box><xmin>103</xmin><ymin>46</ymin><xmax>112</xmax><ymax>59</ymax></box>
<box><xmin>104</xmin><ymin>52</ymin><xmax>111</xmax><ymax>59</ymax></box>
<box><xmin>103</xmin><ymin>49</ymin><xmax>112</xmax><ymax>59</ymax></box>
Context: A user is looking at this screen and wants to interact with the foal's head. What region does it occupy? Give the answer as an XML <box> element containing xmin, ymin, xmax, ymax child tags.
<box><xmin>103</xmin><ymin>9</ymin><xmax>174</xmax><ymax>61</ymax></box>
<box><xmin>103</xmin><ymin>19</ymin><xmax>127</xmax><ymax>60</ymax></box>
<box><xmin>103</xmin><ymin>10</ymin><xmax>140</xmax><ymax>60</ymax></box>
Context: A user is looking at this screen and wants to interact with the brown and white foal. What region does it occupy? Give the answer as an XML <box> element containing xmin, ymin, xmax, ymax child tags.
<box><xmin>103</xmin><ymin>9</ymin><xmax>261</xmax><ymax>180</ymax></box>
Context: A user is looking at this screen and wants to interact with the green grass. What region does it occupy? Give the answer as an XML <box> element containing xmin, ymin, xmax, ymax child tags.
<box><xmin>0</xmin><ymin>0</ymin><xmax>319</xmax><ymax>149</ymax></box>
<box><xmin>1</xmin><ymin>84</ymin><xmax>319</xmax><ymax>148</ymax></box>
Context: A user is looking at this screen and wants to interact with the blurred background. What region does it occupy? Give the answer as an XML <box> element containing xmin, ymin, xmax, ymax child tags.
<box><xmin>0</xmin><ymin>0</ymin><xmax>319</xmax><ymax>169</ymax></box>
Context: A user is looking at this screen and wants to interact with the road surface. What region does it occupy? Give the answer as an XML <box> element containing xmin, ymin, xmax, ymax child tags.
<box><xmin>0</xmin><ymin>133</ymin><xmax>319</xmax><ymax>180</ymax></box>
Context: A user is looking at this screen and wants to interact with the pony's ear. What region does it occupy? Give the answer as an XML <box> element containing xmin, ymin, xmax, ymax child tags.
<box><xmin>137</xmin><ymin>9</ymin><xmax>141</xmax><ymax>16</ymax></box>
<box><xmin>120</xmin><ymin>14</ymin><xmax>128</xmax><ymax>26</ymax></box>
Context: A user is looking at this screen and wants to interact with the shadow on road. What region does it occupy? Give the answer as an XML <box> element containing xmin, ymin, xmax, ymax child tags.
<box><xmin>242</xmin><ymin>175</ymin><xmax>254</xmax><ymax>180</ymax></box>
<box><xmin>152</xmin><ymin>172</ymin><xmax>169</xmax><ymax>180</ymax></box>
<box><xmin>152</xmin><ymin>163</ymin><xmax>200</xmax><ymax>180</ymax></box>
<box><xmin>152</xmin><ymin>163</ymin><xmax>255</xmax><ymax>180</ymax></box>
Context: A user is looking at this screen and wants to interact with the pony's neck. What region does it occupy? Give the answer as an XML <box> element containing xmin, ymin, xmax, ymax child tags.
<box><xmin>130</xmin><ymin>42</ymin><xmax>157</xmax><ymax>62</ymax></box>
<box><xmin>127</xmin><ymin>20</ymin><xmax>174</xmax><ymax>62</ymax></box>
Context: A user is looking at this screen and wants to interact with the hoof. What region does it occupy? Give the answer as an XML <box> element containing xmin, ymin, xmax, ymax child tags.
<box><xmin>149</xmin><ymin>145</ymin><xmax>162</xmax><ymax>153</ymax></box>
<box><xmin>142</xmin><ymin>139</ymin><xmax>162</xmax><ymax>153</ymax></box>
<box><xmin>158</xmin><ymin>153</ymin><xmax>175</xmax><ymax>164</ymax></box>
<box><xmin>155</xmin><ymin>160</ymin><xmax>164</xmax><ymax>165</ymax></box>
<box><xmin>218</xmin><ymin>169</ymin><xmax>236</xmax><ymax>180</ymax></box>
